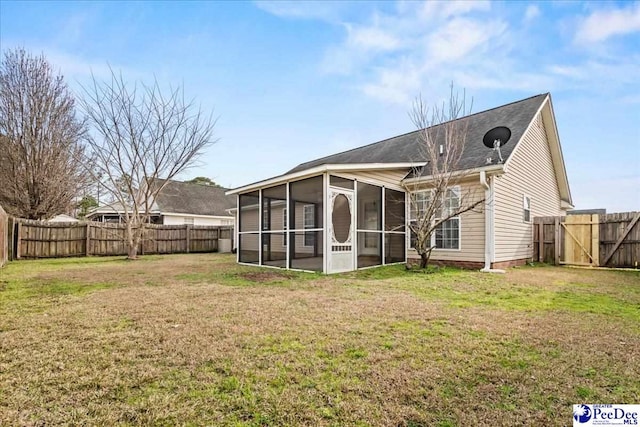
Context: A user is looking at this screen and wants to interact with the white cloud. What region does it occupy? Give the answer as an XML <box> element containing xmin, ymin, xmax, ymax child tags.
<box><xmin>346</xmin><ymin>24</ymin><xmax>401</xmax><ymax>52</ymax></box>
<box><xmin>265</xmin><ymin>0</ymin><xmax>639</xmax><ymax>106</ymax></box>
<box><xmin>524</xmin><ymin>4</ymin><xmax>540</xmax><ymax>23</ymax></box>
<box><xmin>547</xmin><ymin>65</ymin><xmax>584</xmax><ymax>79</ymax></box>
<box><xmin>47</xmin><ymin>51</ymin><xmax>114</xmax><ymax>81</ymax></box>
<box><xmin>362</xmin><ymin>62</ymin><xmax>422</xmax><ymax>104</ymax></box>
<box><xmin>418</xmin><ymin>0</ymin><xmax>491</xmax><ymax>20</ymax></box>
<box><xmin>426</xmin><ymin>18</ymin><xmax>507</xmax><ymax>65</ymax></box>
<box><xmin>316</xmin><ymin>1</ymin><xmax>515</xmax><ymax>104</ymax></box>
<box><xmin>574</xmin><ymin>2</ymin><xmax>640</xmax><ymax>43</ymax></box>
<box><xmin>254</xmin><ymin>1</ymin><xmax>348</xmax><ymax>22</ymax></box>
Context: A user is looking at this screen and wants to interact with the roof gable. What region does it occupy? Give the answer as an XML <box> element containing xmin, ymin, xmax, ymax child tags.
<box><xmin>503</xmin><ymin>96</ymin><xmax>572</xmax><ymax>206</ymax></box>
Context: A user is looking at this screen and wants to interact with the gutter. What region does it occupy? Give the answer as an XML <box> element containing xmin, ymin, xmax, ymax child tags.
<box><xmin>225</xmin><ymin>162</ymin><xmax>420</xmax><ymax>196</ymax></box>
<box><xmin>479</xmin><ymin>170</ymin><xmax>504</xmax><ymax>274</ymax></box>
<box><xmin>401</xmin><ymin>164</ymin><xmax>504</xmax><ymax>186</ymax></box>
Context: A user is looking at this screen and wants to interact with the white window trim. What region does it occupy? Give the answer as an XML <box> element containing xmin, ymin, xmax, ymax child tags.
<box><xmin>408</xmin><ymin>186</ymin><xmax>462</xmax><ymax>251</ymax></box>
<box><xmin>523</xmin><ymin>194</ymin><xmax>532</xmax><ymax>223</ymax></box>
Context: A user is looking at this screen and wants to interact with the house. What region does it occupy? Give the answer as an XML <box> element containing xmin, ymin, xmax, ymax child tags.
<box><xmin>226</xmin><ymin>93</ymin><xmax>572</xmax><ymax>273</ymax></box>
<box><xmin>48</xmin><ymin>214</ymin><xmax>79</xmax><ymax>223</ymax></box>
<box><xmin>88</xmin><ymin>179</ymin><xmax>236</xmax><ymax>226</ymax></box>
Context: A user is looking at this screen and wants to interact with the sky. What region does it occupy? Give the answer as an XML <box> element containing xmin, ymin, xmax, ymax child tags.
<box><xmin>1</xmin><ymin>0</ymin><xmax>639</xmax><ymax>212</ymax></box>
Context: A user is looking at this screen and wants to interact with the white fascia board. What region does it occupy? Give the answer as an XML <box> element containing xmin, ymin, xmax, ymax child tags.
<box><xmin>504</xmin><ymin>94</ymin><xmax>573</xmax><ymax>206</ymax></box>
<box><xmin>161</xmin><ymin>212</ymin><xmax>235</xmax><ymax>219</ymax></box>
<box><xmin>226</xmin><ymin>163</ymin><xmax>420</xmax><ymax>195</ymax></box>
<box><xmin>401</xmin><ymin>164</ymin><xmax>504</xmax><ymax>186</ymax></box>
<box><xmin>88</xmin><ymin>208</ymin><xmax>161</xmax><ymax>215</ymax></box>
<box><xmin>561</xmin><ymin>200</ymin><xmax>574</xmax><ymax>210</ymax></box>
<box><xmin>543</xmin><ymin>96</ymin><xmax>573</xmax><ymax>206</ymax></box>
<box><xmin>503</xmin><ymin>95</ymin><xmax>548</xmax><ymax>174</ymax></box>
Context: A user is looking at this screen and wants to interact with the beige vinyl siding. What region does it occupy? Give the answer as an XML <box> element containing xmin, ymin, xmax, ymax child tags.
<box><xmin>162</xmin><ymin>214</ymin><xmax>234</xmax><ymax>226</ymax></box>
<box><xmin>239</xmin><ymin>206</ymin><xmax>259</xmax><ymax>232</ymax></box>
<box><xmin>407</xmin><ymin>180</ymin><xmax>486</xmax><ymax>263</ymax></box>
<box><xmin>333</xmin><ymin>169</ymin><xmax>408</xmax><ymax>189</ymax></box>
<box><xmin>264</xmin><ymin>205</ymin><xmax>287</xmax><ymax>254</ymax></box>
<box><xmin>494</xmin><ymin>113</ymin><xmax>563</xmax><ymax>262</ymax></box>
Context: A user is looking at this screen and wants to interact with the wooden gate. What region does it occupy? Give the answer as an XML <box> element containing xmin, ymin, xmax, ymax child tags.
<box><xmin>534</xmin><ymin>212</ymin><xmax>639</xmax><ymax>268</ymax></box>
<box><xmin>561</xmin><ymin>214</ymin><xmax>599</xmax><ymax>267</ymax></box>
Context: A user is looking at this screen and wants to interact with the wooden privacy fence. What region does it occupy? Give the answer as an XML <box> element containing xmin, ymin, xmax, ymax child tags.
<box><xmin>8</xmin><ymin>219</ymin><xmax>234</xmax><ymax>259</ymax></box>
<box><xmin>0</xmin><ymin>205</ymin><xmax>8</xmax><ymax>267</ymax></box>
<box><xmin>534</xmin><ymin>212</ymin><xmax>640</xmax><ymax>268</ymax></box>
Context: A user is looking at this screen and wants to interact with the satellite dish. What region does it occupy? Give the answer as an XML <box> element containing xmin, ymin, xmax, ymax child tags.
<box><xmin>483</xmin><ymin>126</ymin><xmax>511</xmax><ymax>163</ymax></box>
<box><xmin>483</xmin><ymin>126</ymin><xmax>511</xmax><ymax>148</ymax></box>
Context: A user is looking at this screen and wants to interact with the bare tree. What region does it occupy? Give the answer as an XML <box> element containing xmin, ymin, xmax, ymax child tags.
<box><xmin>405</xmin><ymin>87</ymin><xmax>485</xmax><ymax>268</ymax></box>
<box><xmin>0</xmin><ymin>48</ymin><xmax>88</xmax><ymax>219</ymax></box>
<box><xmin>79</xmin><ymin>70</ymin><xmax>216</xmax><ymax>259</ymax></box>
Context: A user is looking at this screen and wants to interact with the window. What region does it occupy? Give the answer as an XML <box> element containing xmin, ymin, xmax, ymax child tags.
<box><xmin>409</xmin><ymin>187</ymin><xmax>461</xmax><ymax>250</ymax></box>
<box><xmin>523</xmin><ymin>195</ymin><xmax>531</xmax><ymax>223</ymax></box>
<box><xmin>303</xmin><ymin>204</ymin><xmax>315</xmax><ymax>246</ymax></box>
<box><xmin>410</xmin><ymin>191</ymin><xmax>431</xmax><ymax>222</ymax></box>
<box><xmin>282</xmin><ymin>207</ymin><xmax>287</xmax><ymax>246</ymax></box>
<box><xmin>434</xmin><ymin>218</ymin><xmax>460</xmax><ymax>249</ymax></box>
<box><xmin>183</xmin><ymin>217</ymin><xmax>194</xmax><ymax>225</ymax></box>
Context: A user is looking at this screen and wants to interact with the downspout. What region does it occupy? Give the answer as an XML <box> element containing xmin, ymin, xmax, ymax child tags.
<box><xmin>480</xmin><ymin>171</ymin><xmax>504</xmax><ymax>273</ymax></box>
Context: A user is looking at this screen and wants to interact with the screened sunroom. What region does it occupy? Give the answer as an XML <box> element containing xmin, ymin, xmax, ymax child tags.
<box><xmin>233</xmin><ymin>172</ymin><xmax>406</xmax><ymax>273</ymax></box>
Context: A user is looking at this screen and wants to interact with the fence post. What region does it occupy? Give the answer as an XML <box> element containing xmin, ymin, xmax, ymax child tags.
<box><xmin>140</xmin><ymin>226</ymin><xmax>144</xmax><ymax>256</ymax></box>
<box><xmin>7</xmin><ymin>216</ymin><xmax>13</xmax><ymax>261</ymax></box>
<box><xmin>186</xmin><ymin>224</ymin><xmax>191</xmax><ymax>253</ymax></box>
<box><xmin>538</xmin><ymin>221</ymin><xmax>544</xmax><ymax>263</ymax></box>
<box><xmin>15</xmin><ymin>220</ymin><xmax>22</xmax><ymax>259</ymax></box>
<box><xmin>591</xmin><ymin>214</ymin><xmax>599</xmax><ymax>267</ymax></box>
<box><xmin>0</xmin><ymin>206</ymin><xmax>6</xmax><ymax>267</ymax></box>
<box><xmin>554</xmin><ymin>217</ymin><xmax>560</xmax><ymax>265</ymax></box>
<box><xmin>85</xmin><ymin>222</ymin><xmax>91</xmax><ymax>256</ymax></box>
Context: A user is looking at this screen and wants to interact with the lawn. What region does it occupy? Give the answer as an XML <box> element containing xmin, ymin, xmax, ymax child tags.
<box><xmin>1</xmin><ymin>254</ymin><xmax>639</xmax><ymax>426</ymax></box>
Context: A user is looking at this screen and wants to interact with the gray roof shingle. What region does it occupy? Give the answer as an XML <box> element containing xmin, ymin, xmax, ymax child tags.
<box><xmin>152</xmin><ymin>179</ymin><xmax>235</xmax><ymax>216</ymax></box>
<box><xmin>287</xmin><ymin>93</ymin><xmax>548</xmax><ymax>176</ymax></box>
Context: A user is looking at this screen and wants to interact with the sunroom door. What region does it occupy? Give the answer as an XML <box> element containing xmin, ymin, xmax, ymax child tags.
<box><xmin>328</xmin><ymin>188</ymin><xmax>355</xmax><ymax>273</ymax></box>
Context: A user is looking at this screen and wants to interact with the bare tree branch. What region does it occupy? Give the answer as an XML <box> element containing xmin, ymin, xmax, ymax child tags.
<box><xmin>404</xmin><ymin>85</ymin><xmax>485</xmax><ymax>268</ymax></box>
<box><xmin>0</xmin><ymin>48</ymin><xmax>89</xmax><ymax>219</ymax></box>
<box><xmin>78</xmin><ymin>68</ymin><xmax>217</xmax><ymax>259</ymax></box>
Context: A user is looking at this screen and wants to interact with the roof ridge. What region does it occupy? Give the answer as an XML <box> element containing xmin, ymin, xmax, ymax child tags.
<box><xmin>155</xmin><ymin>178</ymin><xmax>229</xmax><ymax>191</ymax></box>
<box><xmin>290</xmin><ymin>93</ymin><xmax>549</xmax><ymax>171</ymax></box>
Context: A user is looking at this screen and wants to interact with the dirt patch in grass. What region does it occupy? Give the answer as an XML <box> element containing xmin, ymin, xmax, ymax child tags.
<box><xmin>1</xmin><ymin>255</ymin><xmax>639</xmax><ymax>426</ymax></box>
<box><xmin>239</xmin><ymin>271</ymin><xmax>295</xmax><ymax>282</ymax></box>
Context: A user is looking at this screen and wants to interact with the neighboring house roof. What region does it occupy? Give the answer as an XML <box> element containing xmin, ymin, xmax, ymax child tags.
<box><xmin>47</xmin><ymin>214</ymin><xmax>79</xmax><ymax>223</ymax></box>
<box><xmin>87</xmin><ymin>180</ymin><xmax>236</xmax><ymax>218</ymax></box>
<box><xmin>86</xmin><ymin>202</ymin><xmax>144</xmax><ymax>217</ymax></box>
<box><xmin>150</xmin><ymin>179</ymin><xmax>235</xmax><ymax>217</ymax></box>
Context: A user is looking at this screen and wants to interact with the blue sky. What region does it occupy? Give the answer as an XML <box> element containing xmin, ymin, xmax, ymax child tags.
<box><xmin>1</xmin><ymin>0</ymin><xmax>638</xmax><ymax>211</ymax></box>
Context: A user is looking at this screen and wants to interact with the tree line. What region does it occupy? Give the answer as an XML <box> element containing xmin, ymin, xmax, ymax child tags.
<box><xmin>0</xmin><ymin>48</ymin><xmax>217</xmax><ymax>259</ymax></box>
<box><xmin>1</xmin><ymin>47</ymin><xmax>480</xmax><ymax>267</ymax></box>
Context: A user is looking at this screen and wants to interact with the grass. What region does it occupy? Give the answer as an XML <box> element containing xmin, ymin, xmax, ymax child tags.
<box><xmin>1</xmin><ymin>254</ymin><xmax>639</xmax><ymax>426</ymax></box>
